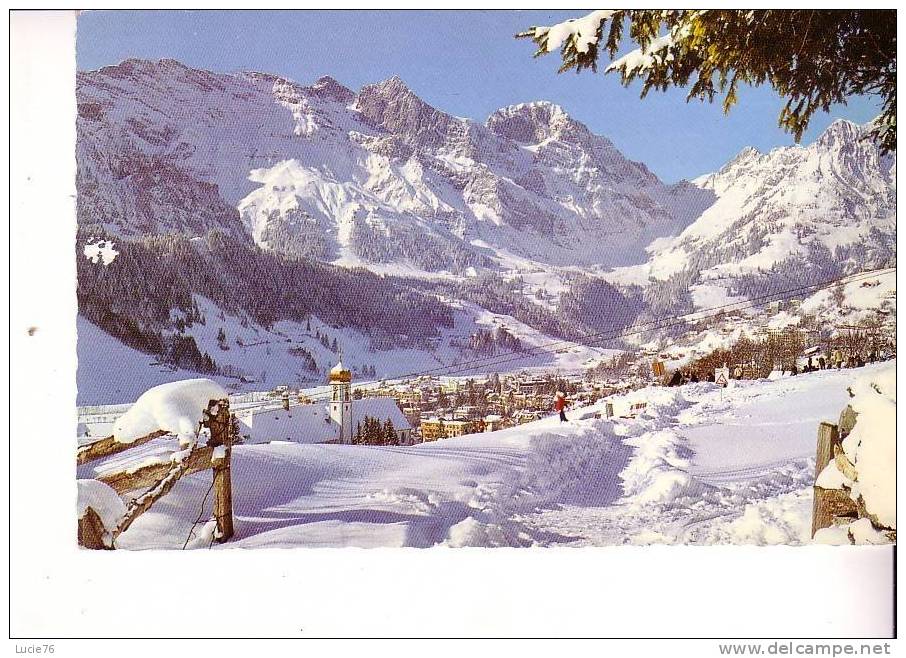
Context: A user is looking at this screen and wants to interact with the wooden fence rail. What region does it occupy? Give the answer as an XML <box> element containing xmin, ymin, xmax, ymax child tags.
<box><xmin>78</xmin><ymin>398</ymin><xmax>235</xmax><ymax>549</ymax></box>
<box><xmin>77</xmin><ymin>430</ymin><xmax>169</xmax><ymax>466</ymax></box>
<box><xmin>97</xmin><ymin>445</ymin><xmax>218</xmax><ymax>494</ymax></box>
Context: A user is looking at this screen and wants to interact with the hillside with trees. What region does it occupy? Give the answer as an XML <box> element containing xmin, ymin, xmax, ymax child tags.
<box><xmin>77</xmin><ymin>226</ymin><xmax>456</xmax><ymax>372</ymax></box>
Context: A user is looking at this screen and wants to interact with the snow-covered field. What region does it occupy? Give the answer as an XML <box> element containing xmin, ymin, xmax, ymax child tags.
<box><xmin>78</xmin><ymin>361</ymin><xmax>893</xmax><ymax>549</ymax></box>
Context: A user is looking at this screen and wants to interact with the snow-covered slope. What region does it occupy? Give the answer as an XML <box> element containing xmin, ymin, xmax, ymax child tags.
<box><xmin>76</xmin><ymin>315</ymin><xmax>233</xmax><ymax>405</ymax></box>
<box><xmin>78</xmin><ymin>361</ymin><xmax>893</xmax><ymax>548</ymax></box>
<box><xmin>77</xmin><ymin>59</ymin><xmax>697</xmax><ymax>272</ymax></box>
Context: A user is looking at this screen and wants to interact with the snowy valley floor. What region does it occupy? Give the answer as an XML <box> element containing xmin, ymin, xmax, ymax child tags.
<box><xmin>83</xmin><ymin>362</ymin><xmax>892</xmax><ymax>549</ymax></box>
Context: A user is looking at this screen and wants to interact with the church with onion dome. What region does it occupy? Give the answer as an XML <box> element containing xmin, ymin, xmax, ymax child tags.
<box><xmin>235</xmin><ymin>361</ymin><xmax>413</xmax><ymax>445</ymax></box>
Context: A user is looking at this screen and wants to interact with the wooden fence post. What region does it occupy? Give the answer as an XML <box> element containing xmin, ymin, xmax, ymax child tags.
<box><xmin>811</xmin><ymin>421</ymin><xmax>858</xmax><ymax>537</ymax></box>
<box><xmin>812</xmin><ymin>421</ymin><xmax>839</xmax><ymax>537</ymax></box>
<box><xmin>78</xmin><ymin>507</ymin><xmax>112</xmax><ymax>550</ymax></box>
<box><xmin>207</xmin><ymin>399</ymin><xmax>234</xmax><ymax>542</ymax></box>
<box><xmin>814</xmin><ymin>422</ymin><xmax>838</xmax><ymax>479</ymax></box>
<box><xmin>78</xmin><ymin>398</ymin><xmax>239</xmax><ymax>548</ymax></box>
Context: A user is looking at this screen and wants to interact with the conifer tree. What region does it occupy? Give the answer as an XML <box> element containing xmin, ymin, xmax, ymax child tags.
<box><xmin>383</xmin><ymin>419</ymin><xmax>398</xmax><ymax>445</ymax></box>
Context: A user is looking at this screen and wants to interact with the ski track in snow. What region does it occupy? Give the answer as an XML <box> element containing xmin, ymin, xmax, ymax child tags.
<box><xmin>87</xmin><ymin>363</ymin><xmax>890</xmax><ymax>549</ymax></box>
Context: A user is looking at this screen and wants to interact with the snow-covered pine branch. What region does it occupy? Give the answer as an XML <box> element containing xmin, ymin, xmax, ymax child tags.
<box><xmin>525</xmin><ymin>10</ymin><xmax>617</xmax><ymax>56</ymax></box>
<box><xmin>606</xmin><ymin>32</ymin><xmax>677</xmax><ymax>78</ymax></box>
<box><xmin>518</xmin><ymin>10</ymin><xmax>896</xmax><ymax>152</ymax></box>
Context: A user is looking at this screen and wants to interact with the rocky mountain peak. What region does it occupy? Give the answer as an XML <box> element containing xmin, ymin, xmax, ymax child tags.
<box><xmin>354</xmin><ymin>75</ymin><xmax>462</xmax><ymax>149</ymax></box>
<box><xmin>722</xmin><ymin>145</ymin><xmax>761</xmax><ymax>171</ymax></box>
<box><xmin>305</xmin><ymin>75</ymin><xmax>355</xmax><ymax>104</ymax></box>
<box><xmin>73</xmin><ymin>57</ymin><xmax>894</xmax><ymax>284</ymax></box>
<box><xmin>815</xmin><ymin>118</ymin><xmax>864</xmax><ymax>151</ymax></box>
<box><xmin>378</xmin><ymin>74</ymin><xmax>409</xmax><ymax>90</ymax></box>
<box><xmin>357</xmin><ymin>75</ymin><xmax>420</xmax><ymax>105</ymax></box>
<box><xmin>96</xmin><ymin>57</ymin><xmax>212</xmax><ymax>81</ymax></box>
<box><xmin>486</xmin><ymin>101</ymin><xmax>576</xmax><ymax>144</ymax></box>
<box><xmin>820</xmin><ymin>118</ymin><xmax>861</xmax><ymax>136</ymax></box>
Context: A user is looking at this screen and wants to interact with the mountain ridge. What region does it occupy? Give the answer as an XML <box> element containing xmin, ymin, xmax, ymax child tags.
<box><xmin>76</xmin><ymin>58</ymin><xmax>700</xmax><ymax>272</ymax></box>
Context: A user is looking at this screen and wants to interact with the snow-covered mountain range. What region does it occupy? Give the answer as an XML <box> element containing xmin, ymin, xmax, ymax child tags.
<box><xmin>75</xmin><ymin>58</ymin><xmax>896</xmax><ymax>400</ymax></box>
<box><xmin>609</xmin><ymin>119</ymin><xmax>896</xmax><ymax>313</ymax></box>
<box><xmin>77</xmin><ymin>58</ymin><xmax>713</xmax><ymax>273</ymax></box>
<box><xmin>78</xmin><ymin>59</ymin><xmax>894</xmax><ymax>281</ymax></box>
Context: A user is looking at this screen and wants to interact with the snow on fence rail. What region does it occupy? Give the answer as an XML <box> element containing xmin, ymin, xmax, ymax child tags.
<box><xmin>77</xmin><ymin>380</ymin><xmax>236</xmax><ymax>550</ymax></box>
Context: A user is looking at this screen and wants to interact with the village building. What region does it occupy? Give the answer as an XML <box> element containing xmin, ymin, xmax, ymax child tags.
<box><xmin>236</xmin><ymin>362</ymin><xmax>413</xmax><ymax>445</ymax></box>
<box><xmin>443</xmin><ymin>419</ymin><xmax>474</xmax><ymax>437</ymax></box>
<box><xmin>510</xmin><ymin>391</ymin><xmax>547</xmax><ymax>410</ymax></box>
<box><xmin>419</xmin><ymin>418</ymin><xmax>445</xmax><ymax>442</ymax></box>
<box><xmin>513</xmin><ymin>377</ymin><xmax>547</xmax><ymax>395</ymax></box>
<box><xmin>419</xmin><ymin>417</ymin><xmax>475</xmax><ymax>441</ymax></box>
<box><xmin>483</xmin><ymin>415</ymin><xmax>504</xmax><ymax>432</ymax></box>
<box><xmin>401</xmin><ymin>405</ymin><xmax>422</xmax><ymax>428</ymax></box>
<box><xmin>453</xmin><ymin>405</ymin><xmax>480</xmax><ymax>420</ymax></box>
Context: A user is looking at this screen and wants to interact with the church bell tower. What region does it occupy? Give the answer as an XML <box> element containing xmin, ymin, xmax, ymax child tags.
<box><xmin>328</xmin><ymin>361</ymin><xmax>353</xmax><ymax>444</ymax></box>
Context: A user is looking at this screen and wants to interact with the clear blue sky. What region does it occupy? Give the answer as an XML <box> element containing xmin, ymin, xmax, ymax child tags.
<box><xmin>77</xmin><ymin>10</ymin><xmax>883</xmax><ymax>183</ymax></box>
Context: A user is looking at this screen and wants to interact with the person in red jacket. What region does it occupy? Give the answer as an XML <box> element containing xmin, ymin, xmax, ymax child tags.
<box><xmin>555</xmin><ymin>391</ymin><xmax>568</xmax><ymax>422</ymax></box>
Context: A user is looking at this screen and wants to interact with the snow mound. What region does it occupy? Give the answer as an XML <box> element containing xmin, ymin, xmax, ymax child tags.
<box><xmin>816</xmin><ymin>460</ymin><xmax>849</xmax><ymax>489</ymax></box>
<box><xmin>814</xmin><ymin>518</ymin><xmax>892</xmax><ymax>545</ymax></box>
<box><xmin>367</xmin><ymin>488</ymin><xmax>437</xmax><ymax>515</ymax></box>
<box><xmin>77</xmin><ymin>479</ymin><xmax>126</xmax><ymax>535</ymax></box>
<box><xmin>719</xmin><ymin>491</ymin><xmax>812</xmax><ymax>545</ymax></box>
<box><xmin>813</xmin><ymin>524</ymin><xmax>853</xmax><ymax>545</ymax></box>
<box><xmin>848</xmin><ymin>517</ymin><xmax>892</xmax><ymax>544</ymax></box>
<box><xmin>521</xmin><ymin>430</ymin><xmax>627</xmax><ymax>506</ymax></box>
<box><xmin>444</xmin><ymin>517</ymin><xmax>518</xmax><ymax>548</ymax></box>
<box><xmin>620</xmin><ymin>429</ymin><xmax>709</xmax><ymax>505</ymax></box>
<box><xmin>620</xmin><ymin>384</ymin><xmax>693</xmax><ymax>418</ymax></box>
<box><xmin>628</xmin><ymin>529</ymin><xmax>677</xmax><ymax>545</ymax></box>
<box><xmin>112</xmin><ymin>379</ymin><xmax>226</xmax><ymax>445</ymax></box>
<box><xmin>184</xmin><ymin>519</ymin><xmax>221</xmax><ymax>550</ymax></box>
